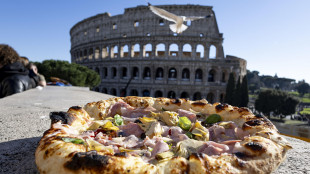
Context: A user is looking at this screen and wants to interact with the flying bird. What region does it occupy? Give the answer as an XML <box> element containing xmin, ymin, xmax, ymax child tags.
<box><xmin>148</xmin><ymin>3</ymin><xmax>213</xmax><ymax>34</ymax></box>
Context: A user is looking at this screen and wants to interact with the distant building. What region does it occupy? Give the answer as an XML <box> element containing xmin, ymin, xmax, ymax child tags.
<box><xmin>70</xmin><ymin>4</ymin><xmax>247</xmax><ymax>103</ymax></box>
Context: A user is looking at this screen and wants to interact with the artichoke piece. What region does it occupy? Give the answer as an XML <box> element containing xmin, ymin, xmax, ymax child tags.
<box><xmin>175</xmin><ymin>139</ymin><xmax>205</xmax><ymax>158</ymax></box>
<box><xmin>145</xmin><ymin>122</ymin><xmax>164</xmax><ymax>138</ymax></box>
<box><xmin>191</xmin><ymin>121</ymin><xmax>209</xmax><ymax>141</ymax></box>
<box><xmin>102</xmin><ymin>121</ymin><xmax>119</xmax><ymax>131</ymax></box>
<box><xmin>138</xmin><ymin>117</ymin><xmax>157</xmax><ymax>131</ymax></box>
<box><xmin>218</xmin><ymin>121</ymin><xmax>234</xmax><ymax>129</ymax></box>
<box><xmin>86</xmin><ymin>139</ymin><xmax>114</xmax><ymax>154</ymax></box>
<box><xmin>150</xmin><ymin>111</ymin><xmax>179</xmax><ymax>126</ymax></box>
<box><xmin>88</xmin><ymin>120</ymin><xmax>109</xmax><ymax>130</ymax></box>
<box><xmin>155</xmin><ymin>151</ymin><xmax>174</xmax><ymax>161</ymax></box>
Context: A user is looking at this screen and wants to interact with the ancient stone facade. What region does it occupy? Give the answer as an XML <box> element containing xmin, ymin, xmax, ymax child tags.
<box><xmin>70</xmin><ymin>4</ymin><xmax>247</xmax><ymax>103</ymax></box>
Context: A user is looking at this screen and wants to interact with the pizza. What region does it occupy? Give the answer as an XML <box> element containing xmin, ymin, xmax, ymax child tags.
<box><xmin>35</xmin><ymin>96</ymin><xmax>292</xmax><ymax>174</ymax></box>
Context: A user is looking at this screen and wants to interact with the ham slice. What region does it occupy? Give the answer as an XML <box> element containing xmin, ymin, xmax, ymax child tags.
<box><xmin>151</xmin><ymin>139</ymin><xmax>170</xmax><ymax>157</ymax></box>
<box><xmin>118</xmin><ymin>122</ymin><xmax>144</xmax><ymax>137</ymax></box>
<box><xmin>198</xmin><ymin>141</ymin><xmax>229</xmax><ymax>156</ymax></box>
<box><xmin>177</xmin><ymin>109</ymin><xmax>197</xmax><ymax>122</ymax></box>
<box><xmin>108</xmin><ymin>101</ymin><xmax>156</xmax><ymax>118</ymax></box>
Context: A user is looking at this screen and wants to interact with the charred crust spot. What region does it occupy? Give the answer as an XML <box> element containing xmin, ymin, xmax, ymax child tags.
<box><xmin>50</xmin><ymin>112</ymin><xmax>76</xmax><ymax>125</ymax></box>
<box><xmin>171</xmin><ymin>98</ymin><xmax>181</xmax><ymax>105</ymax></box>
<box><xmin>191</xmin><ymin>102</ymin><xmax>206</xmax><ymax>107</ymax></box>
<box><xmin>190</xmin><ymin>153</ymin><xmax>204</xmax><ymax>160</ymax></box>
<box><xmin>244</xmin><ymin>119</ymin><xmax>262</xmax><ymax>127</ymax></box>
<box><xmin>237</xmin><ymin>107</ymin><xmax>250</xmax><ymax>113</ymax></box>
<box><xmin>114</xmin><ymin>152</ymin><xmax>128</xmax><ymax>157</ymax></box>
<box><xmin>70</xmin><ymin>106</ymin><xmax>82</xmax><ymax>110</ymax></box>
<box><xmin>215</xmin><ymin>103</ymin><xmax>229</xmax><ymax>112</ymax></box>
<box><xmin>245</xmin><ymin>142</ymin><xmax>264</xmax><ymax>152</ymax></box>
<box><xmin>65</xmin><ymin>151</ymin><xmax>109</xmax><ymax>171</ymax></box>
<box><xmin>234</xmin><ymin>152</ymin><xmax>248</xmax><ymax>159</ymax></box>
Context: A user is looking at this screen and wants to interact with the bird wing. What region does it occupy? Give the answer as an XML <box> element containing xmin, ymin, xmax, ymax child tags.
<box><xmin>184</xmin><ymin>16</ymin><xmax>206</xmax><ymax>21</ymax></box>
<box><xmin>149</xmin><ymin>5</ymin><xmax>180</xmax><ymax>23</ymax></box>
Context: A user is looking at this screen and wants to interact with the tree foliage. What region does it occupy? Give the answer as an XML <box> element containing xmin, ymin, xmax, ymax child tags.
<box><xmin>295</xmin><ymin>81</ymin><xmax>310</xmax><ymax>96</ymax></box>
<box><xmin>34</xmin><ymin>60</ymin><xmax>100</xmax><ymax>88</ymax></box>
<box><xmin>224</xmin><ymin>73</ymin><xmax>235</xmax><ymax>105</ymax></box>
<box><xmin>240</xmin><ymin>75</ymin><xmax>249</xmax><ymax>107</ymax></box>
<box><xmin>224</xmin><ymin>74</ymin><xmax>249</xmax><ymax>107</ymax></box>
<box><xmin>255</xmin><ymin>89</ymin><xmax>299</xmax><ymax>117</ymax></box>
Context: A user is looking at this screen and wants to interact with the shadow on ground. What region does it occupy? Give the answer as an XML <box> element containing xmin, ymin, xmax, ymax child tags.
<box><xmin>0</xmin><ymin>137</ymin><xmax>41</xmax><ymax>174</ymax></box>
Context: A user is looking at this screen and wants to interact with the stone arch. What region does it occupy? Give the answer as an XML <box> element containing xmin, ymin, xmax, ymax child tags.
<box><xmin>133</xmin><ymin>44</ymin><xmax>140</xmax><ymax>57</ymax></box>
<box><xmin>208</xmin><ymin>69</ymin><xmax>216</xmax><ymax>82</ymax></box>
<box><xmin>155</xmin><ymin>67</ymin><xmax>164</xmax><ymax>80</ymax></box>
<box><xmin>121</xmin><ymin>67</ymin><xmax>127</xmax><ymax>79</ymax></box>
<box><xmin>195</xmin><ymin>69</ymin><xmax>203</xmax><ymax>81</ymax></box>
<box><xmin>144</xmin><ymin>43</ymin><xmax>152</xmax><ymax>57</ymax></box>
<box><xmin>95</xmin><ymin>67</ymin><xmax>100</xmax><ymax>75</ymax></box>
<box><xmin>112</xmin><ymin>67</ymin><xmax>117</xmax><ymax>78</ymax></box>
<box><xmin>94</xmin><ymin>87</ymin><xmax>99</xmax><ymax>92</ymax></box>
<box><xmin>167</xmin><ymin>91</ymin><xmax>176</xmax><ymax>99</ymax></box>
<box><xmin>83</xmin><ymin>49</ymin><xmax>87</xmax><ymax>60</ymax></box>
<box><xmin>102</xmin><ymin>46</ymin><xmax>109</xmax><ymax>59</ymax></box>
<box><xmin>156</xmin><ymin>43</ymin><xmax>165</xmax><ymax>57</ymax></box>
<box><xmin>169</xmin><ymin>43</ymin><xmax>178</xmax><ymax>56</ymax></box>
<box><xmin>209</xmin><ymin>45</ymin><xmax>216</xmax><ymax>59</ymax></box>
<box><xmin>102</xmin><ymin>88</ymin><xmax>107</xmax><ymax>93</ymax></box>
<box><xmin>111</xmin><ymin>45</ymin><xmax>118</xmax><ymax>58</ymax></box>
<box><xmin>207</xmin><ymin>92</ymin><xmax>215</xmax><ymax>103</ymax></box>
<box><xmin>132</xmin><ymin>67</ymin><xmax>139</xmax><ymax>79</ymax></box>
<box><xmin>102</xmin><ymin>67</ymin><xmax>107</xmax><ymax>78</ymax></box>
<box><xmin>196</xmin><ymin>44</ymin><xmax>204</xmax><ymax>58</ymax></box>
<box><xmin>120</xmin><ymin>89</ymin><xmax>126</xmax><ymax>97</ymax></box>
<box><xmin>79</xmin><ymin>51</ymin><xmax>83</xmax><ymax>61</ymax></box>
<box><xmin>89</xmin><ymin>48</ymin><xmax>93</xmax><ymax>60</ymax></box>
<box><xmin>168</xmin><ymin>68</ymin><xmax>177</xmax><ymax>79</ymax></box>
<box><xmin>130</xmin><ymin>89</ymin><xmax>139</xmax><ymax>96</ymax></box>
<box><xmin>182</xmin><ymin>68</ymin><xmax>190</xmax><ymax>80</ymax></box>
<box><xmin>110</xmin><ymin>88</ymin><xmax>117</xmax><ymax>96</ymax></box>
<box><xmin>221</xmin><ymin>70</ymin><xmax>228</xmax><ymax>82</ymax></box>
<box><xmin>180</xmin><ymin>92</ymin><xmax>189</xmax><ymax>99</ymax></box>
<box><xmin>193</xmin><ymin>92</ymin><xmax>202</xmax><ymax>101</ymax></box>
<box><xmin>182</xmin><ymin>44</ymin><xmax>192</xmax><ymax>57</ymax></box>
<box><xmin>143</xmin><ymin>67</ymin><xmax>151</xmax><ymax>79</ymax></box>
<box><xmin>121</xmin><ymin>45</ymin><xmax>129</xmax><ymax>58</ymax></box>
<box><xmin>142</xmin><ymin>90</ymin><xmax>150</xmax><ymax>97</ymax></box>
<box><xmin>155</xmin><ymin>90</ymin><xmax>163</xmax><ymax>98</ymax></box>
<box><xmin>95</xmin><ymin>47</ymin><xmax>100</xmax><ymax>59</ymax></box>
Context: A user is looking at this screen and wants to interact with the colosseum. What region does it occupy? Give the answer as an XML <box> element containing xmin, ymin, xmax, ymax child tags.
<box><xmin>70</xmin><ymin>4</ymin><xmax>247</xmax><ymax>103</ymax></box>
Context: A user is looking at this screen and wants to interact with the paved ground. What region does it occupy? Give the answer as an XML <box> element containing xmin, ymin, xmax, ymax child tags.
<box><xmin>0</xmin><ymin>86</ymin><xmax>309</xmax><ymax>174</ymax></box>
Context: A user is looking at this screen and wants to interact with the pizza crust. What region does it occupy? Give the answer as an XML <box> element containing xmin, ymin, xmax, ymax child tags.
<box><xmin>35</xmin><ymin>96</ymin><xmax>291</xmax><ymax>174</ymax></box>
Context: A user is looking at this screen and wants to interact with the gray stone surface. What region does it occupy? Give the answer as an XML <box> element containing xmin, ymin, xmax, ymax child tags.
<box><xmin>0</xmin><ymin>86</ymin><xmax>309</xmax><ymax>174</ymax></box>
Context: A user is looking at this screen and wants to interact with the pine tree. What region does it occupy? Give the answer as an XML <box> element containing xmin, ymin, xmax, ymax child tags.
<box><xmin>233</xmin><ymin>76</ymin><xmax>242</xmax><ymax>106</ymax></box>
<box><xmin>224</xmin><ymin>73</ymin><xmax>235</xmax><ymax>105</ymax></box>
<box><xmin>240</xmin><ymin>75</ymin><xmax>249</xmax><ymax>107</ymax></box>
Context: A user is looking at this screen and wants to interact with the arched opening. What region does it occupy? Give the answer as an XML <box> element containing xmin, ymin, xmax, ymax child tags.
<box><xmin>130</xmin><ymin>89</ymin><xmax>138</xmax><ymax>96</ymax></box>
<box><xmin>133</xmin><ymin>44</ymin><xmax>140</xmax><ymax>57</ymax></box>
<box><xmin>102</xmin><ymin>88</ymin><xmax>107</xmax><ymax>94</ymax></box>
<box><xmin>83</xmin><ymin>49</ymin><xmax>87</xmax><ymax>60</ymax></box>
<box><xmin>122</xmin><ymin>45</ymin><xmax>129</xmax><ymax>57</ymax></box>
<box><xmin>196</xmin><ymin>44</ymin><xmax>204</xmax><ymax>58</ymax></box>
<box><xmin>182</xmin><ymin>68</ymin><xmax>190</xmax><ymax>80</ymax></box>
<box><xmin>121</xmin><ymin>67</ymin><xmax>127</xmax><ymax>79</ymax></box>
<box><xmin>120</xmin><ymin>89</ymin><xmax>126</xmax><ymax>97</ymax></box>
<box><xmin>95</xmin><ymin>67</ymin><xmax>100</xmax><ymax>76</ymax></box>
<box><xmin>102</xmin><ymin>46</ymin><xmax>109</xmax><ymax>59</ymax></box>
<box><xmin>168</xmin><ymin>68</ymin><xmax>177</xmax><ymax>79</ymax></box>
<box><xmin>208</xmin><ymin>69</ymin><xmax>216</xmax><ymax>82</ymax></box>
<box><xmin>221</xmin><ymin>71</ymin><xmax>227</xmax><ymax>82</ymax></box>
<box><xmin>94</xmin><ymin>87</ymin><xmax>99</xmax><ymax>92</ymax></box>
<box><xmin>110</xmin><ymin>88</ymin><xmax>117</xmax><ymax>96</ymax></box>
<box><xmin>143</xmin><ymin>67</ymin><xmax>151</xmax><ymax>79</ymax></box>
<box><xmin>95</xmin><ymin>47</ymin><xmax>100</xmax><ymax>59</ymax></box>
<box><xmin>89</xmin><ymin>48</ymin><xmax>93</xmax><ymax>60</ymax></box>
<box><xmin>79</xmin><ymin>51</ymin><xmax>83</xmax><ymax>61</ymax></box>
<box><xmin>167</xmin><ymin>91</ymin><xmax>176</xmax><ymax>99</ymax></box>
<box><xmin>155</xmin><ymin>91</ymin><xmax>163</xmax><ymax>98</ymax></box>
<box><xmin>182</xmin><ymin>44</ymin><xmax>192</xmax><ymax>57</ymax></box>
<box><xmin>209</xmin><ymin>45</ymin><xmax>216</xmax><ymax>59</ymax></box>
<box><xmin>112</xmin><ymin>67</ymin><xmax>117</xmax><ymax>79</ymax></box>
<box><xmin>111</xmin><ymin>45</ymin><xmax>118</xmax><ymax>58</ymax></box>
<box><xmin>155</xmin><ymin>68</ymin><xmax>164</xmax><ymax>80</ymax></box>
<box><xmin>193</xmin><ymin>92</ymin><xmax>202</xmax><ymax>101</ymax></box>
<box><xmin>195</xmin><ymin>69</ymin><xmax>203</xmax><ymax>81</ymax></box>
<box><xmin>169</xmin><ymin>43</ymin><xmax>178</xmax><ymax>56</ymax></box>
<box><xmin>132</xmin><ymin>67</ymin><xmax>139</xmax><ymax>79</ymax></box>
<box><xmin>156</xmin><ymin>43</ymin><xmax>165</xmax><ymax>57</ymax></box>
<box><xmin>144</xmin><ymin>44</ymin><xmax>152</xmax><ymax>57</ymax></box>
<box><xmin>102</xmin><ymin>67</ymin><xmax>108</xmax><ymax>78</ymax></box>
<box><xmin>143</xmin><ymin>90</ymin><xmax>150</xmax><ymax>97</ymax></box>
<box><xmin>207</xmin><ymin>92</ymin><xmax>214</xmax><ymax>103</ymax></box>
<box><xmin>180</xmin><ymin>92</ymin><xmax>189</xmax><ymax>99</ymax></box>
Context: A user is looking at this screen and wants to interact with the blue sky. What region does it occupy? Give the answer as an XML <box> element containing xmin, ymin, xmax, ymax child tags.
<box><xmin>1</xmin><ymin>0</ymin><xmax>309</xmax><ymax>83</ymax></box>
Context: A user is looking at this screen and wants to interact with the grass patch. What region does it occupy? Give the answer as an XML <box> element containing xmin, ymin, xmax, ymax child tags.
<box><xmin>270</xmin><ymin>116</ymin><xmax>306</xmax><ymax>125</ymax></box>
<box><xmin>300</xmin><ymin>108</ymin><xmax>310</xmax><ymax>115</ymax></box>
<box><xmin>301</xmin><ymin>97</ymin><xmax>310</xmax><ymax>103</ymax></box>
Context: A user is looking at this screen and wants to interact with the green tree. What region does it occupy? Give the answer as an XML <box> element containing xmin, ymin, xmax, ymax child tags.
<box><xmin>35</xmin><ymin>60</ymin><xmax>100</xmax><ymax>88</ymax></box>
<box><xmin>255</xmin><ymin>89</ymin><xmax>299</xmax><ymax>118</ymax></box>
<box><xmin>232</xmin><ymin>76</ymin><xmax>242</xmax><ymax>106</ymax></box>
<box><xmin>240</xmin><ymin>75</ymin><xmax>249</xmax><ymax>107</ymax></box>
<box><xmin>224</xmin><ymin>73</ymin><xmax>235</xmax><ymax>105</ymax></box>
<box><xmin>295</xmin><ymin>81</ymin><xmax>310</xmax><ymax>96</ymax></box>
